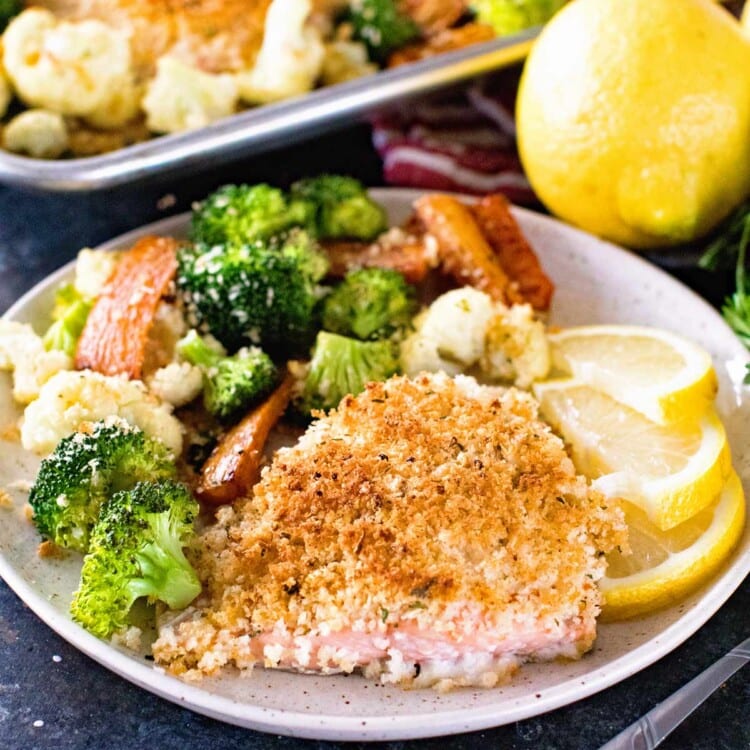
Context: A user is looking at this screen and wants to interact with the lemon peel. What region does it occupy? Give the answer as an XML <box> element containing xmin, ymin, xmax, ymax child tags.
<box><xmin>600</xmin><ymin>471</ymin><xmax>745</xmax><ymax>620</ymax></box>
<box><xmin>516</xmin><ymin>0</ymin><xmax>750</xmax><ymax>249</ymax></box>
<box><xmin>532</xmin><ymin>380</ymin><xmax>731</xmax><ymax>530</ymax></box>
<box><xmin>548</xmin><ymin>325</ymin><xmax>717</xmax><ymax>426</ymax></box>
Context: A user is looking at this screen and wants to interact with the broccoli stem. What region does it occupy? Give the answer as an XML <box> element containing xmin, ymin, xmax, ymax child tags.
<box><xmin>126</xmin><ymin>513</ymin><xmax>201</xmax><ymax>610</ymax></box>
<box><xmin>43</xmin><ymin>293</ymin><xmax>92</xmax><ymax>357</ymax></box>
<box><xmin>178</xmin><ymin>329</ymin><xmax>222</xmax><ymax>369</ymax></box>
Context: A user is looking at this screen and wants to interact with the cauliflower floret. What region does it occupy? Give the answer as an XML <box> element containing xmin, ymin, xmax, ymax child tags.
<box><xmin>85</xmin><ymin>83</ymin><xmax>142</xmax><ymax>131</ymax></box>
<box><xmin>401</xmin><ymin>287</ymin><xmax>497</xmax><ymax>376</ymax></box>
<box><xmin>482</xmin><ymin>304</ymin><xmax>550</xmax><ymax>388</ymax></box>
<box><xmin>142</xmin><ymin>56</ymin><xmax>238</xmax><ymax>134</ymax></box>
<box><xmin>142</xmin><ymin>302</ymin><xmax>189</xmax><ymax>375</ymax></box>
<box><xmin>3</xmin><ymin>9</ymin><xmax>139</xmax><ymax>128</ymax></box>
<box><xmin>147</xmin><ymin>362</ymin><xmax>203</xmax><ymax>408</ymax></box>
<box><xmin>419</xmin><ymin>287</ymin><xmax>497</xmax><ymax>366</ymax></box>
<box><xmin>0</xmin><ymin>320</ymin><xmax>72</xmax><ymax>404</ymax></box>
<box><xmin>400</xmin><ymin>317</ymin><xmax>463</xmax><ymax>378</ymax></box>
<box><xmin>400</xmin><ymin>287</ymin><xmax>550</xmax><ymax>387</ymax></box>
<box><xmin>73</xmin><ymin>248</ymin><xmax>122</xmax><ymax>300</ymax></box>
<box><xmin>3</xmin><ymin>109</ymin><xmax>68</xmax><ymax>158</ymax></box>
<box><xmin>236</xmin><ymin>0</ymin><xmax>325</xmax><ymax>104</ymax></box>
<box><xmin>321</xmin><ymin>41</ymin><xmax>377</xmax><ymax>85</ymax></box>
<box><xmin>22</xmin><ymin>369</ymin><xmax>184</xmax><ymax>456</ymax></box>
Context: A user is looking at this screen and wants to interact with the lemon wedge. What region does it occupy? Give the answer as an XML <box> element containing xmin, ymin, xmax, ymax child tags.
<box><xmin>600</xmin><ymin>471</ymin><xmax>745</xmax><ymax>621</ymax></box>
<box><xmin>532</xmin><ymin>380</ymin><xmax>731</xmax><ymax>529</ymax></box>
<box><xmin>549</xmin><ymin>326</ymin><xmax>717</xmax><ymax>425</ymax></box>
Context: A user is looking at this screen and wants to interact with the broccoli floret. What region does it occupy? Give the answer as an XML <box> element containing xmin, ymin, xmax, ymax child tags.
<box><xmin>190</xmin><ymin>183</ymin><xmax>315</xmax><ymax>247</ymax></box>
<box><xmin>177</xmin><ymin>229</ymin><xmax>329</xmax><ymax>355</ymax></box>
<box><xmin>280</xmin><ymin>228</ymin><xmax>331</xmax><ymax>280</ymax></box>
<box><xmin>0</xmin><ymin>0</ymin><xmax>21</xmax><ymax>31</ymax></box>
<box><xmin>470</xmin><ymin>0</ymin><xmax>566</xmax><ymax>35</ymax></box>
<box><xmin>322</xmin><ymin>268</ymin><xmax>417</xmax><ymax>340</ymax></box>
<box><xmin>291</xmin><ymin>175</ymin><xmax>387</xmax><ymax>240</ymax></box>
<box><xmin>42</xmin><ymin>284</ymin><xmax>92</xmax><ymax>357</ymax></box>
<box><xmin>348</xmin><ymin>0</ymin><xmax>420</xmax><ymax>62</ymax></box>
<box><xmin>296</xmin><ymin>331</ymin><xmax>399</xmax><ymax>413</ymax></box>
<box><xmin>29</xmin><ymin>419</ymin><xmax>175</xmax><ymax>553</ymax></box>
<box><xmin>70</xmin><ymin>480</ymin><xmax>201</xmax><ymax>639</ymax></box>
<box><xmin>178</xmin><ymin>329</ymin><xmax>277</xmax><ymax>420</ymax></box>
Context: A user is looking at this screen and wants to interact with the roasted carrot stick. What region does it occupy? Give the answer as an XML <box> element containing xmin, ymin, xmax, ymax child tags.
<box><xmin>400</xmin><ymin>0</ymin><xmax>466</xmax><ymax>34</ymax></box>
<box><xmin>414</xmin><ymin>193</ymin><xmax>519</xmax><ymax>303</ymax></box>
<box><xmin>472</xmin><ymin>194</ymin><xmax>554</xmax><ymax>311</ymax></box>
<box><xmin>75</xmin><ymin>236</ymin><xmax>179</xmax><ymax>379</ymax></box>
<box><xmin>322</xmin><ymin>238</ymin><xmax>434</xmax><ymax>283</ymax></box>
<box><xmin>388</xmin><ymin>23</ymin><xmax>495</xmax><ymax>67</ymax></box>
<box><xmin>197</xmin><ymin>372</ymin><xmax>295</xmax><ymax>505</ymax></box>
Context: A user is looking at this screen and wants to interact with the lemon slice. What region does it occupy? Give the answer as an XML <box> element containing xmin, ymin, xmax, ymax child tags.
<box><xmin>549</xmin><ymin>326</ymin><xmax>717</xmax><ymax>425</ymax></box>
<box><xmin>532</xmin><ymin>380</ymin><xmax>731</xmax><ymax>529</ymax></box>
<box><xmin>600</xmin><ymin>471</ymin><xmax>745</xmax><ymax>621</ymax></box>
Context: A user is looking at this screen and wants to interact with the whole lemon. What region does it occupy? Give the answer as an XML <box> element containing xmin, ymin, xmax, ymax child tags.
<box><xmin>516</xmin><ymin>0</ymin><xmax>750</xmax><ymax>249</ymax></box>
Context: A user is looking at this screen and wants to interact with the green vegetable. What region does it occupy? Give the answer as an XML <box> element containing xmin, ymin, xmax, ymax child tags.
<box><xmin>29</xmin><ymin>419</ymin><xmax>175</xmax><ymax>553</ymax></box>
<box><xmin>471</xmin><ymin>0</ymin><xmax>566</xmax><ymax>35</ymax></box>
<box><xmin>698</xmin><ymin>201</ymin><xmax>750</xmax><ymax>272</ymax></box>
<box><xmin>291</xmin><ymin>175</ymin><xmax>387</xmax><ymax>240</ymax></box>
<box><xmin>322</xmin><ymin>268</ymin><xmax>417</xmax><ymax>340</ymax></box>
<box><xmin>190</xmin><ymin>183</ymin><xmax>315</xmax><ymax>247</ymax></box>
<box><xmin>177</xmin><ymin>229</ymin><xmax>329</xmax><ymax>355</ymax></box>
<box><xmin>348</xmin><ymin>0</ymin><xmax>420</xmax><ymax>63</ymax></box>
<box><xmin>42</xmin><ymin>284</ymin><xmax>92</xmax><ymax>357</ymax></box>
<box><xmin>296</xmin><ymin>331</ymin><xmax>400</xmax><ymax>413</ymax></box>
<box><xmin>720</xmin><ymin>215</ymin><xmax>750</xmax><ymax>349</ymax></box>
<box><xmin>698</xmin><ymin>203</ymin><xmax>750</xmax><ymax>381</ymax></box>
<box><xmin>178</xmin><ymin>329</ymin><xmax>277</xmax><ymax>420</ymax></box>
<box><xmin>70</xmin><ymin>480</ymin><xmax>201</xmax><ymax>638</ymax></box>
<box><xmin>0</xmin><ymin>0</ymin><xmax>21</xmax><ymax>31</ymax></box>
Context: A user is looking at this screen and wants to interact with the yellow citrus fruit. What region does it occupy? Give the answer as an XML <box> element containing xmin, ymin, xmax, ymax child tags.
<box><xmin>516</xmin><ymin>0</ymin><xmax>750</xmax><ymax>249</ymax></box>
<box><xmin>600</xmin><ymin>471</ymin><xmax>745</xmax><ymax>620</ymax></box>
<box><xmin>532</xmin><ymin>380</ymin><xmax>731</xmax><ymax>530</ymax></box>
<box><xmin>549</xmin><ymin>326</ymin><xmax>717</xmax><ymax>425</ymax></box>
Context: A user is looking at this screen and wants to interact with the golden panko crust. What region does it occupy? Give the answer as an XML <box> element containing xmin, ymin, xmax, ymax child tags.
<box><xmin>155</xmin><ymin>373</ymin><xmax>626</xmax><ymax>677</ymax></box>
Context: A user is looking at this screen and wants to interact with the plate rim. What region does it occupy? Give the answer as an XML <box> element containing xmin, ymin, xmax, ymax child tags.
<box><xmin>1</xmin><ymin>188</ymin><xmax>749</xmax><ymax>741</ymax></box>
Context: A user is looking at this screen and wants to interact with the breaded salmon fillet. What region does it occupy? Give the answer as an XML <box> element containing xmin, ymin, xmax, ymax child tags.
<box><xmin>31</xmin><ymin>0</ymin><xmax>272</xmax><ymax>75</ymax></box>
<box><xmin>154</xmin><ymin>373</ymin><xmax>626</xmax><ymax>690</ymax></box>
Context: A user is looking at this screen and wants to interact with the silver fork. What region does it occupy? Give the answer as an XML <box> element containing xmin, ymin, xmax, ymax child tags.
<box><xmin>599</xmin><ymin>635</ymin><xmax>750</xmax><ymax>750</ymax></box>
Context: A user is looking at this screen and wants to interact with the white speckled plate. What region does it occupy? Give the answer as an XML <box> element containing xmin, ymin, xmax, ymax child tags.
<box><xmin>1</xmin><ymin>189</ymin><xmax>749</xmax><ymax>741</ymax></box>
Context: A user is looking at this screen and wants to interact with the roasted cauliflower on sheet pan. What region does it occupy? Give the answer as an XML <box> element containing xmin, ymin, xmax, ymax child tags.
<box><xmin>0</xmin><ymin>0</ymin><xmax>555</xmax><ymax>157</ymax></box>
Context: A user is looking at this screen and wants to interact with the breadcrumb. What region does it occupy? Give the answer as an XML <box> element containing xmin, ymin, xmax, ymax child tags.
<box><xmin>0</xmin><ymin>423</ymin><xmax>20</xmax><ymax>442</ymax></box>
<box><xmin>111</xmin><ymin>626</ymin><xmax>143</xmax><ymax>652</ymax></box>
<box><xmin>38</xmin><ymin>540</ymin><xmax>64</xmax><ymax>558</ymax></box>
<box><xmin>154</xmin><ymin>373</ymin><xmax>626</xmax><ymax>688</ymax></box>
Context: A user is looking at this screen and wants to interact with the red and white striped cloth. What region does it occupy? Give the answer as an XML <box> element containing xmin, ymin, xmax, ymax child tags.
<box><xmin>371</xmin><ymin>73</ymin><xmax>537</xmax><ymax>204</ymax></box>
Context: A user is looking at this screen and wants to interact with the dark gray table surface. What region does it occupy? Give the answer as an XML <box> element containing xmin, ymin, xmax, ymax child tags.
<box><xmin>0</xmin><ymin>127</ymin><xmax>747</xmax><ymax>750</ymax></box>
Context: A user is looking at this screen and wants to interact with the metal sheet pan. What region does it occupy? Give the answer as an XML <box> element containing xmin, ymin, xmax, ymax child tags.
<box><xmin>0</xmin><ymin>29</ymin><xmax>537</xmax><ymax>192</ymax></box>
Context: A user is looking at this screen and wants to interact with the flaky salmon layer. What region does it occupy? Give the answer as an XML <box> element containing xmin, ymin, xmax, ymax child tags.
<box><xmin>153</xmin><ymin>373</ymin><xmax>626</xmax><ymax>689</ymax></box>
<box><xmin>156</xmin><ymin>601</ymin><xmax>597</xmax><ymax>690</ymax></box>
